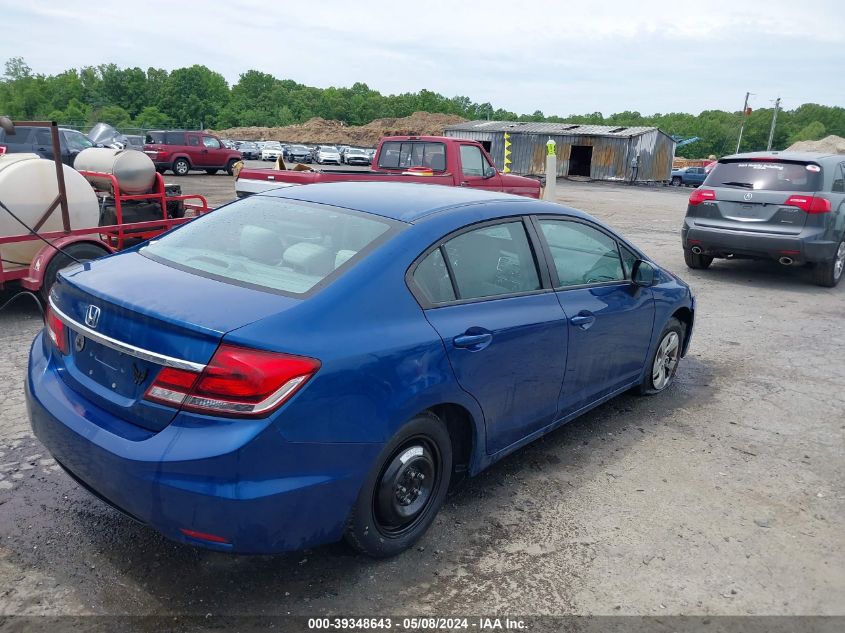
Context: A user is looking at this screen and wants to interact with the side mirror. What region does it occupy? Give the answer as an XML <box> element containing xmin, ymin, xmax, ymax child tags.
<box><xmin>632</xmin><ymin>260</ymin><xmax>656</xmax><ymax>287</ymax></box>
<box><xmin>483</xmin><ymin>165</ymin><xmax>497</xmax><ymax>179</ymax></box>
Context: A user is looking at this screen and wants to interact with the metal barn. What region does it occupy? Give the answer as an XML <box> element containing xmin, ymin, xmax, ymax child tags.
<box><xmin>444</xmin><ymin>121</ymin><xmax>676</xmax><ymax>183</ymax></box>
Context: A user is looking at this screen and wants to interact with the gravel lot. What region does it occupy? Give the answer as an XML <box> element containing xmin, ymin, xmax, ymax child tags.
<box><xmin>1</xmin><ymin>171</ymin><xmax>842</xmax><ymax>618</ymax></box>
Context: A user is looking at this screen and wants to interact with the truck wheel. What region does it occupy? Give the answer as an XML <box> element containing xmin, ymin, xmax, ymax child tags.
<box><xmin>671</xmin><ymin>176</ymin><xmax>681</xmax><ymax>186</ymax></box>
<box><xmin>172</xmin><ymin>158</ymin><xmax>190</xmax><ymax>176</ymax></box>
<box><xmin>225</xmin><ymin>159</ymin><xmax>239</xmax><ymax>176</ymax></box>
<box><xmin>40</xmin><ymin>243</ymin><xmax>110</xmax><ymax>302</ymax></box>
<box><xmin>344</xmin><ymin>412</ymin><xmax>452</xmax><ymax>558</ymax></box>
<box><xmin>812</xmin><ymin>238</ymin><xmax>845</xmax><ymax>287</ymax></box>
<box><xmin>684</xmin><ymin>249</ymin><xmax>713</xmax><ymax>270</ymax></box>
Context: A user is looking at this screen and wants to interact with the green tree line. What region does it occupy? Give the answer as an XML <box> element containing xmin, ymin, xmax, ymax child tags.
<box><xmin>2</xmin><ymin>57</ymin><xmax>842</xmax><ymax>157</ymax></box>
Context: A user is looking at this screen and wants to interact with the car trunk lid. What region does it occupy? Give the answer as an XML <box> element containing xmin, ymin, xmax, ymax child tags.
<box><xmin>49</xmin><ymin>251</ymin><xmax>300</xmax><ymax>431</ymax></box>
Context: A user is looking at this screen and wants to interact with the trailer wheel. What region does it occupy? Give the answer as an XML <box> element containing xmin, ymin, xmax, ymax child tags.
<box><xmin>40</xmin><ymin>243</ymin><xmax>110</xmax><ymax>302</ymax></box>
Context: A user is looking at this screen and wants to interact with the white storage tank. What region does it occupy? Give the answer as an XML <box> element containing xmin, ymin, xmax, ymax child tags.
<box><xmin>74</xmin><ymin>147</ymin><xmax>156</xmax><ymax>195</ymax></box>
<box><xmin>0</xmin><ymin>154</ymin><xmax>99</xmax><ymax>269</ymax></box>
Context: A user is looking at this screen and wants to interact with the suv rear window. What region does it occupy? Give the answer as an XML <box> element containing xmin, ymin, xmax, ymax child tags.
<box><xmin>145</xmin><ymin>131</ymin><xmax>165</xmax><ymax>144</ymax></box>
<box><xmin>378</xmin><ymin>141</ymin><xmax>446</xmax><ymax>171</ymax></box>
<box><xmin>141</xmin><ymin>197</ymin><xmax>397</xmax><ymax>295</ymax></box>
<box><xmin>705</xmin><ymin>160</ymin><xmax>823</xmax><ymax>192</ymax></box>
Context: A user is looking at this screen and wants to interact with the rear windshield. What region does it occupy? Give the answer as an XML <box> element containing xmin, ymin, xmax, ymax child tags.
<box><xmin>141</xmin><ymin>197</ymin><xmax>397</xmax><ymax>295</ymax></box>
<box><xmin>378</xmin><ymin>141</ymin><xmax>446</xmax><ymax>171</ymax></box>
<box><xmin>705</xmin><ymin>160</ymin><xmax>823</xmax><ymax>192</ymax></box>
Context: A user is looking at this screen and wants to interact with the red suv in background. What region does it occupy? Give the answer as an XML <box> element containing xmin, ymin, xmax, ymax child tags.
<box><xmin>144</xmin><ymin>130</ymin><xmax>242</xmax><ymax>176</ymax></box>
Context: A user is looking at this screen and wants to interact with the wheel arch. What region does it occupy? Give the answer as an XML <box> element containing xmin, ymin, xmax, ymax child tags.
<box><xmin>427</xmin><ymin>403</ymin><xmax>478</xmax><ymax>486</ymax></box>
<box><xmin>671</xmin><ymin>306</ymin><xmax>694</xmax><ymax>356</ymax></box>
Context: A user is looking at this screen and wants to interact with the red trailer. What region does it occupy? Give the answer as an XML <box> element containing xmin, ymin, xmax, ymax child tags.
<box><xmin>0</xmin><ymin>120</ymin><xmax>209</xmax><ymax>301</ymax></box>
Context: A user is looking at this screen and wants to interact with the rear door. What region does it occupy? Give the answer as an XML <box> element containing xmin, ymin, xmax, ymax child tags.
<box><xmin>534</xmin><ymin>218</ymin><xmax>655</xmax><ymax>413</ymax></box>
<box><xmin>458</xmin><ymin>144</ymin><xmax>503</xmax><ymax>192</ymax></box>
<box><xmin>696</xmin><ymin>159</ymin><xmax>825</xmax><ymax>235</ymax></box>
<box><xmin>411</xmin><ymin>218</ymin><xmax>568</xmax><ymax>454</ymax></box>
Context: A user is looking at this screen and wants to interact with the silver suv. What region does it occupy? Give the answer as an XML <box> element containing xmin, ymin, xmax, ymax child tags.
<box><xmin>681</xmin><ymin>152</ymin><xmax>845</xmax><ymax>287</ymax></box>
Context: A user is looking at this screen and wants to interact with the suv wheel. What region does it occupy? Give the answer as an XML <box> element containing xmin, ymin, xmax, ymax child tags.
<box><xmin>172</xmin><ymin>158</ymin><xmax>190</xmax><ymax>176</ymax></box>
<box><xmin>225</xmin><ymin>159</ymin><xmax>239</xmax><ymax>176</ymax></box>
<box><xmin>812</xmin><ymin>238</ymin><xmax>845</xmax><ymax>287</ymax></box>
<box><xmin>684</xmin><ymin>249</ymin><xmax>713</xmax><ymax>269</ymax></box>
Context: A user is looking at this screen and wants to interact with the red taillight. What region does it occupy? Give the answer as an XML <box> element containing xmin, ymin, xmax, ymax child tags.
<box><xmin>689</xmin><ymin>188</ymin><xmax>716</xmax><ymax>206</ymax></box>
<box><xmin>44</xmin><ymin>306</ymin><xmax>69</xmax><ymax>355</ymax></box>
<box><xmin>144</xmin><ymin>344</ymin><xmax>320</xmax><ymax>417</ymax></box>
<box><xmin>0</xmin><ymin>145</ymin><xmax>6</xmax><ymax>155</ymax></box>
<box><xmin>784</xmin><ymin>195</ymin><xmax>831</xmax><ymax>214</ymax></box>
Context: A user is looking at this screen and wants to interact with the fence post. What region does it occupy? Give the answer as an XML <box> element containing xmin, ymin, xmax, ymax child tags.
<box><xmin>543</xmin><ymin>138</ymin><xmax>557</xmax><ymax>201</ymax></box>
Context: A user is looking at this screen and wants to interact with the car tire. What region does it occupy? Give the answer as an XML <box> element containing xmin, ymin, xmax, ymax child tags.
<box><xmin>344</xmin><ymin>411</ymin><xmax>452</xmax><ymax>558</ymax></box>
<box><xmin>205</xmin><ymin>169</ymin><xmax>218</xmax><ymax>175</ymax></box>
<box><xmin>637</xmin><ymin>317</ymin><xmax>684</xmax><ymax>395</ymax></box>
<box><xmin>40</xmin><ymin>242</ymin><xmax>110</xmax><ymax>302</ymax></box>
<box><xmin>812</xmin><ymin>238</ymin><xmax>845</xmax><ymax>287</ymax></box>
<box><xmin>172</xmin><ymin>158</ymin><xmax>190</xmax><ymax>176</ymax></box>
<box><xmin>684</xmin><ymin>249</ymin><xmax>713</xmax><ymax>269</ymax></box>
<box><xmin>225</xmin><ymin>159</ymin><xmax>239</xmax><ymax>176</ymax></box>
<box><xmin>671</xmin><ymin>176</ymin><xmax>682</xmax><ymax>186</ymax></box>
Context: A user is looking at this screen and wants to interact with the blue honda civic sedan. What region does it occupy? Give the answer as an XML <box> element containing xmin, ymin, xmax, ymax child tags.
<box><xmin>27</xmin><ymin>182</ymin><xmax>695</xmax><ymax>557</ymax></box>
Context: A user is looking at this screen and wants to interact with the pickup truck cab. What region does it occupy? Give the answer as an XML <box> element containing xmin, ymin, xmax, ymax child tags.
<box><xmin>671</xmin><ymin>166</ymin><xmax>707</xmax><ymax>187</ymax></box>
<box><xmin>144</xmin><ymin>130</ymin><xmax>243</xmax><ymax>176</ymax></box>
<box><xmin>235</xmin><ymin>136</ymin><xmax>541</xmax><ymax>199</ymax></box>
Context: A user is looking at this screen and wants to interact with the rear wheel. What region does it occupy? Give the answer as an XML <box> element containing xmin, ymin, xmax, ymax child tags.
<box><xmin>225</xmin><ymin>159</ymin><xmax>239</xmax><ymax>176</ymax></box>
<box><xmin>638</xmin><ymin>318</ymin><xmax>683</xmax><ymax>395</ymax></box>
<box><xmin>40</xmin><ymin>242</ymin><xmax>110</xmax><ymax>302</ymax></box>
<box><xmin>684</xmin><ymin>249</ymin><xmax>713</xmax><ymax>269</ymax></box>
<box><xmin>812</xmin><ymin>238</ymin><xmax>845</xmax><ymax>287</ymax></box>
<box><xmin>172</xmin><ymin>158</ymin><xmax>190</xmax><ymax>176</ymax></box>
<box><xmin>671</xmin><ymin>176</ymin><xmax>682</xmax><ymax>186</ymax></box>
<box><xmin>345</xmin><ymin>412</ymin><xmax>452</xmax><ymax>558</ymax></box>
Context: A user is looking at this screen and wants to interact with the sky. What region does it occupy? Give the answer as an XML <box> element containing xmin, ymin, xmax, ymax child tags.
<box><xmin>3</xmin><ymin>0</ymin><xmax>843</xmax><ymax>116</ymax></box>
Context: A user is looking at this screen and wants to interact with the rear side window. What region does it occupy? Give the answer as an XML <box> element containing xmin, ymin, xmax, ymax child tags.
<box><xmin>141</xmin><ymin>197</ymin><xmax>396</xmax><ymax>295</ymax></box>
<box><xmin>145</xmin><ymin>131</ymin><xmax>165</xmax><ymax>144</ymax></box>
<box><xmin>165</xmin><ymin>132</ymin><xmax>186</xmax><ymax>145</ymax></box>
<box><xmin>705</xmin><ymin>160</ymin><xmax>823</xmax><ymax>192</ymax></box>
<box><xmin>832</xmin><ymin>163</ymin><xmax>845</xmax><ymax>193</ymax></box>
<box><xmin>413</xmin><ymin>248</ymin><xmax>456</xmax><ymax>304</ymax></box>
<box><xmin>441</xmin><ymin>222</ymin><xmax>541</xmax><ymax>300</ymax></box>
<box><xmin>539</xmin><ymin>220</ymin><xmax>624</xmax><ymax>287</ymax></box>
<box><xmin>1</xmin><ymin>127</ymin><xmax>33</xmax><ymax>145</ymax></box>
<box><xmin>378</xmin><ymin>141</ymin><xmax>446</xmax><ymax>171</ymax></box>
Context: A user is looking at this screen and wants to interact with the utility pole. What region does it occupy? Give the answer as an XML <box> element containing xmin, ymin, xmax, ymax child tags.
<box><xmin>767</xmin><ymin>97</ymin><xmax>781</xmax><ymax>151</ymax></box>
<box><xmin>736</xmin><ymin>92</ymin><xmax>751</xmax><ymax>154</ymax></box>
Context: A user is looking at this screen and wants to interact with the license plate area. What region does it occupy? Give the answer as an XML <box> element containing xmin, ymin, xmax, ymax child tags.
<box><xmin>70</xmin><ymin>330</ymin><xmax>157</xmax><ymax>399</ymax></box>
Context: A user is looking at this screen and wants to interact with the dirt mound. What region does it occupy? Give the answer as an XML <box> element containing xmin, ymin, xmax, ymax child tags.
<box><xmin>214</xmin><ymin>112</ymin><xmax>466</xmax><ymax>147</ymax></box>
<box><xmin>786</xmin><ymin>135</ymin><xmax>845</xmax><ymax>154</ymax></box>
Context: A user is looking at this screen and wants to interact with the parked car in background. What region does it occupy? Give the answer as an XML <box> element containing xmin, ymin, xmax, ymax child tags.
<box><xmin>238</xmin><ymin>141</ymin><xmax>260</xmax><ymax>160</ymax></box>
<box><xmin>0</xmin><ymin>126</ymin><xmax>94</xmax><ymax>165</ymax></box>
<box><xmin>143</xmin><ymin>130</ymin><xmax>243</xmax><ymax>175</ymax></box>
<box><xmin>315</xmin><ymin>146</ymin><xmax>341</xmax><ymax>165</ymax></box>
<box><xmin>260</xmin><ymin>141</ymin><xmax>284</xmax><ymax>162</ymax></box>
<box><xmin>682</xmin><ymin>151</ymin><xmax>845</xmax><ymax>287</ymax></box>
<box><xmin>344</xmin><ymin>148</ymin><xmax>371</xmax><ymax>165</ymax></box>
<box><xmin>29</xmin><ymin>181</ymin><xmax>694</xmax><ymax>557</ymax></box>
<box><xmin>671</xmin><ymin>166</ymin><xmax>707</xmax><ymax>187</ymax></box>
<box><xmin>285</xmin><ymin>144</ymin><xmax>312</xmax><ymax>163</ymax></box>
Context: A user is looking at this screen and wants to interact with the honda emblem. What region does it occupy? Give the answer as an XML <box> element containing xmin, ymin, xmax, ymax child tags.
<box><xmin>84</xmin><ymin>305</ymin><xmax>101</xmax><ymax>329</ymax></box>
<box><xmin>743</xmin><ymin>192</ymin><xmax>753</xmax><ymax>201</ymax></box>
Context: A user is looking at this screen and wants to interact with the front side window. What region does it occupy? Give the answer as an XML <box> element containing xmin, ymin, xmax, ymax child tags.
<box><xmin>460</xmin><ymin>145</ymin><xmax>485</xmax><ymax>177</ymax></box>
<box><xmin>202</xmin><ymin>136</ymin><xmax>221</xmax><ymax>149</ymax></box>
<box><xmin>141</xmin><ymin>197</ymin><xmax>396</xmax><ymax>295</ymax></box>
<box><xmin>441</xmin><ymin>221</ymin><xmax>541</xmax><ymax>300</ymax></box>
<box><xmin>64</xmin><ymin>130</ymin><xmax>93</xmax><ymax>151</ymax></box>
<box><xmin>539</xmin><ymin>220</ymin><xmax>624</xmax><ymax>287</ymax></box>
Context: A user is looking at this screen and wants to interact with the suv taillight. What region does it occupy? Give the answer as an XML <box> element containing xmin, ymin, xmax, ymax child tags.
<box><xmin>688</xmin><ymin>188</ymin><xmax>716</xmax><ymax>205</ymax></box>
<box><xmin>784</xmin><ymin>195</ymin><xmax>831</xmax><ymax>214</ymax></box>
<box><xmin>44</xmin><ymin>306</ymin><xmax>69</xmax><ymax>355</ymax></box>
<box><xmin>144</xmin><ymin>344</ymin><xmax>320</xmax><ymax>418</ymax></box>
<box><xmin>0</xmin><ymin>145</ymin><xmax>6</xmax><ymax>155</ymax></box>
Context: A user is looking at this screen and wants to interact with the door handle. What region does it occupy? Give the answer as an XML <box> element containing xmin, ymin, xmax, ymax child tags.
<box><xmin>570</xmin><ymin>312</ymin><xmax>596</xmax><ymax>329</ymax></box>
<box><xmin>453</xmin><ymin>332</ymin><xmax>493</xmax><ymax>349</ymax></box>
<box><xmin>460</xmin><ymin>181</ymin><xmax>469</xmax><ymax>187</ymax></box>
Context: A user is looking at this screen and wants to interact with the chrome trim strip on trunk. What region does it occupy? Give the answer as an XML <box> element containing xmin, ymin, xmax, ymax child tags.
<box><xmin>48</xmin><ymin>297</ymin><xmax>207</xmax><ymax>372</ymax></box>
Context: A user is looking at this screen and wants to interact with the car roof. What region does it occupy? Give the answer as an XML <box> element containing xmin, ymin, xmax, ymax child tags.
<box><xmin>261</xmin><ymin>181</ymin><xmax>580</xmax><ymax>224</ymax></box>
<box><xmin>720</xmin><ymin>150</ymin><xmax>841</xmax><ymax>163</ymax></box>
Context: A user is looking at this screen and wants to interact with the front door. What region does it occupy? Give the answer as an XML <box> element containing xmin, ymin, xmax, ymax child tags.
<box><xmin>412</xmin><ymin>219</ymin><xmax>568</xmax><ymax>454</ymax></box>
<box><xmin>535</xmin><ymin>218</ymin><xmax>655</xmax><ymax>413</ymax></box>
<box><xmin>201</xmin><ymin>135</ymin><xmax>227</xmax><ymax>168</ymax></box>
<box><xmin>458</xmin><ymin>144</ymin><xmax>502</xmax><ymax>193</ymax></box>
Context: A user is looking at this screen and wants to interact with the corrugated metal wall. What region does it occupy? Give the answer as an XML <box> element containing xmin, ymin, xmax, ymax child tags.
<box><xmin>445</xmin><ymin>130</ymin><xmax>675</xmax><ymax>182</ymax></box>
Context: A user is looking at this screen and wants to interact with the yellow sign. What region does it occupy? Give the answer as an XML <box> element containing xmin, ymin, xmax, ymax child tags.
<box><xmin>503</xmin><ymin>133</ymin><xmax>512</xmax><ymax>174</ymax></box>
<box><xmin>546</xmin><ymin>138</ymin><xmax>556</xmax><ymax>156</ymax></box>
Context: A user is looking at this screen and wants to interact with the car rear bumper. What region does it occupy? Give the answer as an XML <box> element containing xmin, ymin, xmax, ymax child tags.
<box><xmin>682</xmin><ymin>221</ymin><xmax>839</xmax><ymax>263</ymax></box>
<box><xmin>27</xmin><ymin>334</ymin><xmax>380</xmax><ymax>554</ymax></box>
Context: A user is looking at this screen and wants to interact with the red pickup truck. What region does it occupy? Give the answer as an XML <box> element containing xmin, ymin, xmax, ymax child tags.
<box><xmin>234</xmin><ymin>136</ymin><xmax>541</xmax><ymax>198</ymax></box>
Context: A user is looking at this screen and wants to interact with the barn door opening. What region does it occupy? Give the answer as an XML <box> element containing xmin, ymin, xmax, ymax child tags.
<box><xmin>568</xmin><ymin>145</ymin><xmax>592</xmax><ymax>177</ymax></box>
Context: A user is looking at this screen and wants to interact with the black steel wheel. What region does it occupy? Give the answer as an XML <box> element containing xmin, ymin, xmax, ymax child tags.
<box><xmin>345</xmin><ymin>412</ymin><xmax>451</xmax><ymax>557</ymax></box>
